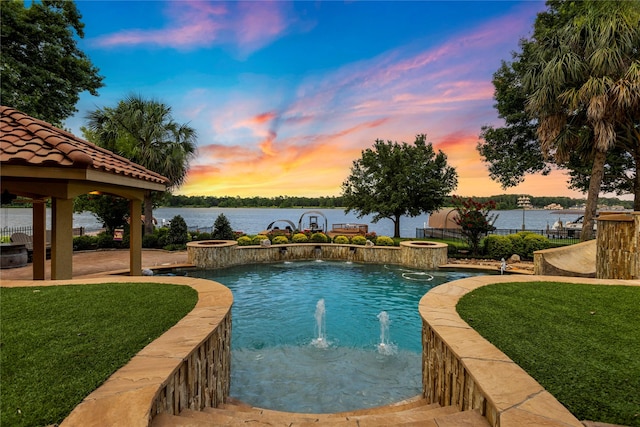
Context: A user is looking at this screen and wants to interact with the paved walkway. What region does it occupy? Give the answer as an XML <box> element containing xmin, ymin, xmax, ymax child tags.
<box><xmin>0</xmin><ymin>249</ymin><xmax>190</xmax><ymax>281</ymax></box>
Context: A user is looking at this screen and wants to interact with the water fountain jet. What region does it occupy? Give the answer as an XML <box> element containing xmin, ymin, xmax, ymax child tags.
<box><xmin>311</xmin><ymin>298</ymin><xmax>328</xmax><ymax>348</ymax></box>
<box><xmin>377</xmin><ymin>311</ymin><xmax>397</xmax><ymax>355</ymax></box>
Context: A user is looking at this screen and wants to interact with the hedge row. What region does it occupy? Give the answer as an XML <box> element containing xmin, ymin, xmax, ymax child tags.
<box><xmin>237</xmin><ymin>232</ymin><xmax>396</xmax><ymax>246</ymax></box>
<box><xmin>483</xmin><ymin>231</ymin><xmax>552</xmax><ymax>260</ymax></box>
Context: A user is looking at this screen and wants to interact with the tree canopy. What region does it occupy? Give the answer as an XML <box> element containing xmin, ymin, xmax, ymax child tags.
<box><xmin>84</xmin><ymin>95</ymin><xmax>198</xmax><ymax>233</ymax></box>
<box><xmin>341</xmin><ymin>134</ymin><xmax>458</xmax><ymax>238</ymax></box>
<box><xmin>478</xmin><ymin>0</ymin><xmax>640</xmax><ymax>240</ymax></box>
<box><xmin>0</xmin><ymin>0</ymin><xmax>103</xmax><ymax>125</ymax></box>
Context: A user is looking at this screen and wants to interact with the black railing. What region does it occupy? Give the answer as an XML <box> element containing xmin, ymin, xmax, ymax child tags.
<box><xmin>416</xmin><ymin>227</ymin><xmax>583</xmax><ymax>245</ymax></box>
<box><xmin>1</xmin><ymin>226</ymin><xmax>86</xmax><ymax>243</ymax></box>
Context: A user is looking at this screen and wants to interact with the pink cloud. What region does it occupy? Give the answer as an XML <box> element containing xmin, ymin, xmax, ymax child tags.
<box><xmin>92</xmin><ymin>0</ymin><xmax>297</xmax><ymax>54</ymax></box>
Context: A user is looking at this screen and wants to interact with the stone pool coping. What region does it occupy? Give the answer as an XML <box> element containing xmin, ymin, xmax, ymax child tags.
<box><xmin>420</xmin><ymin>274</ymin><xmax>640</xmax><ymax>427</ymax></box>
<box><xmin>2</xmin><ymin>276</ymin><xmax>233</xmax><ymax>427</ymax></box>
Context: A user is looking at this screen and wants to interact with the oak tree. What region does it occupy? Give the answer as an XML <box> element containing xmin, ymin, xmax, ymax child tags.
<box><xmin>341</xmin><ymin>134</ymin><xmax>458</xmax><ymax>238</ymax></box>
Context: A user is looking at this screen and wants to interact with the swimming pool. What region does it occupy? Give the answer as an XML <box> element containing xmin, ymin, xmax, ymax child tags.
<box><xmin>185</xmin><ymin>261</ymin><xmax>488</xmax><ymax>413</ymax></box>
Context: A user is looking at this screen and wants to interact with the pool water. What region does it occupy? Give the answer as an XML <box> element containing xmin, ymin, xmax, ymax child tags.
<box><xmin>186</xmin><ymin>261</ymin><xmax>487</xmax><ymax>413</ymax></box>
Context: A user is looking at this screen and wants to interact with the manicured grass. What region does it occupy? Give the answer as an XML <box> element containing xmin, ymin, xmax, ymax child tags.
<box><xmin>457</xmin><ymin>282</ymin><xmax>640</xmax><ymax>426</ymax></box>
<box><xmin>1</xmin><ymin>283</ymin><xmax>198</xmax><ymax>427</ymax></box>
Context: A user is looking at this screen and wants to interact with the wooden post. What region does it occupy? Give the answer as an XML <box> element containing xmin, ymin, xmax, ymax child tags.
<box><xmin>51</xmin><ymin>197</ymin><xmax>74</xmax><ymax>280</ymax></box>
<box><xmin>32</xmin><ymin>200</ymin><xmax>47</xmax><ymax>280</ymax></box>
<box><xmin>129</xmin><ymin>199</ymin><xmax>142</xmax><ymax>276</ymax></box>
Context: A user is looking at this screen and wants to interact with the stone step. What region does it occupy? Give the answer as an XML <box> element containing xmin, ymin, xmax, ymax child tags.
<box><xmin>151</xmin><ymin>404</ymin><xmax>490</xmax><ymax>427</ymax></box>
<box><xmin>330</xmin><ymin>395</ymin><xmax>438</xmax><ymax>416</ymax></box>
<box><xmin>152</xmin><ymin>408</ymin><xmax>489</xmax><ymax>427</ymax></box>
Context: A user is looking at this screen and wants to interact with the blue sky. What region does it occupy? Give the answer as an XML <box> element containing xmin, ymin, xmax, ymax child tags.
<box><xmin>66</xmin><ymin>0</ymin><xmax>584</xmax><ymax>198</ymax></box>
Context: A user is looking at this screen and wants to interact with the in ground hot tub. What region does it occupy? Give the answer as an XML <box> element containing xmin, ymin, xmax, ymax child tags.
<box><xmin>0</xmin><ymin>243</ymin><xmax>28</xmax><ymax>269</ymax></box>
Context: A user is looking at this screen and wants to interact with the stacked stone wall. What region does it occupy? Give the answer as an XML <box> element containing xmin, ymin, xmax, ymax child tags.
<box><xmin>187</xmin><ymin>240</ymin><xmax>448</xmax><ymax>270</ymax></box>
<box><xmin>596</xmin><ymin>213</ymin><xmax>639</xmax><ymax>279</ymax></box>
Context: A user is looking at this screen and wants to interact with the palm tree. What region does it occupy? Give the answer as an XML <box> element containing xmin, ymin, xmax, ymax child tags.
<box><xmin>524</xmin><ymin>0</ymin><xmax>640</xmax><ymax>241</ymax></box>
<box><xmin>86</xmin><ymin>95</ymin><xmax>197</xmax><ymax>234</ymax></box>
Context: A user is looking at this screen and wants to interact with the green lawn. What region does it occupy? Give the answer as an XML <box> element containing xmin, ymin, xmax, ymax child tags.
<box><xmin>0</xmin><ymin>283</ymin><xmax>198</xmax><ymax>427</ymax></box>
<box><xmin>457</xmin><ymin>282</ymin><xmax>640</xmax><ymax>426</ymax></box>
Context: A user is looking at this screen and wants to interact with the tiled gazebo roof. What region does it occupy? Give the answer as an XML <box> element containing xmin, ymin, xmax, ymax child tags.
<box><xmin>0</xmin><ymin>105</ymin><xmax>169</xmax><ymax>185</ymax></box>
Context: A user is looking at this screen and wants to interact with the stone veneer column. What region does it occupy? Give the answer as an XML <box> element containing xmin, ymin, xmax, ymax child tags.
<box><xmin>596</xmin><ymin>212</ymin><xmax>639</xmax><ymax>279</ymax></box>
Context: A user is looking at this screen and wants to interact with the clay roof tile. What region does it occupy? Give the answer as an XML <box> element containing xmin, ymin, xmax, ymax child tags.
<box><xmin>0</xmin><ymin>106</ymin><xmax>169</xmax><ymax>185</ymax></box>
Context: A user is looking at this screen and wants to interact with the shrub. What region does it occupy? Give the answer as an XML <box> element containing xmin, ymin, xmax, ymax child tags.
<box><xmin>309</xmin><ymin>232</ymin><xmax>328</xmax><ymax>243</ymax></box>
<box><xmin>212</xmin><ymin>213</ymin><xmax>235</xmax><ymax>240</ymax></box>
<box><xmin>483</xmin><ymin>235</ymin><xmax>513</xmax><ymax>260</ymax></box>
<box><xmin>95</xmin><ymin>232</ymin><xmax>116</xmax><ymax>249</ymax></box>
<box><xmin>523</xmin><ymin>234</ymin><xmax>551</xmax><ymax>258</ymax></box>
<box><xmin>507</xmin><ymin>234</ymin><xmax>525</xmax><ymax>257</ymax></box>
<box><xmin>252</xmin><ymin>234</ymin><xmax>269</xmax><ymax>245</ymax></box>
<box><xmin>452</xmin><ymin>196</ymin><xmax>498</xmax><ymax>255</ymax></box>
<box><xmin>292</xmin><ymin>233</ymin><xmax>309</xmax><ymax>243</ymax></box>
<box><xmin>375</xmin><ymin>236</ymin><xmax>394</xmax><ymax>246</ymax></box>
<box><xmin>167</xmin><ymin>215</ymin><xmax>189</xmax><ymax>246</ymax></box>
<box><xmin>351</xmin><ymin>235</ymin><xmax>367</xmax><ymax>245</ymax></box>
<box><xmin>333</xmin><ymin>235</ymin><xmax>350</xmax><ymax>244</ymax></box>
<box><xmin>272</xmin><ymin>235</ymin><xmax>289</xmax><ymax>244</ymax></box>
<box><xmin>156</xmin><ymin>227</ymin><xmax>169</xmax><ymax>247</ymax></box>
<box><xmin>73</xmin><ymin>235</ymin><xmax>96</xmax><ymax>251</ymax></box>
<box><xmin>163</xmin><ymin>243</ymin><xmax>185</xmax><ymax>251</ymax></box>
<box><xmin>237</xmin><ymin>236</ymin><xmax>253</xmax><ymax>246</ymax></box>
<box><xmin>142</xmin><ymin>233</ymin><xmax>159</xmax><ymax>249</ymax></box>
<box><xmin>190</xmin><ymin>231</ymin><xmax>211</xmax><ymax>241</ymax></box>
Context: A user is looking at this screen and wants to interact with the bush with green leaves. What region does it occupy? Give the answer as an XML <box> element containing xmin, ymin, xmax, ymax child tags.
<box><xmin>483</xmin><ymin>235</ymin><xmax>513</xmax><ymax>260</ymax></box>
<box><xmin>252</xmin><ymin>234</ymin><xmax>269</xmax><ymax>245</ymax></box>
<box><xmin>333</xmin><ymin>235</ymin><xmax>350</xmax><ymax>244</ymax></box>
<box><xmin>73</xmin><ymin>235</ymin><xmax>96</xmax><ymax>251</ymax></box>
<box><xmin>155</xmin><ymin>227</ymin><xmax>169</xmax><ymax>247</ymax></box>
<box><xmin>237</xmin><ymin>236</ymin><xmax>253</xmax><ymax>246</ymax></box>
<box><xmin>95</xmin><ymin>232</ymin><xmax>117</xmax><ymax>249</ymax></box>
<box><xmin>190</xmin><ymin>231</ymin><xmax>211</xmax><ymax>241</ymax></box>
<box><xmin>167</xmin><ymin>215</ymin><xmax>189</xmax><ymax>246</ymax></box>
<box><xmin>212</xmin><ymin>213</ymin><xmax>235</xmax><ymax>240</ymax></box>
<box><xmin>351</xmin><ymin>235</ymin><xmax>367</xmax><ymax>245</ymax></box>
<box><xmin>375</xmin><ymin>236</ymin><xmax>394</xmax><ymax>246</ymax></box>
<box><xmin>507</xmin><ymin>234</ymin><xmax>526</xmax><ymax>257</ymax></box>
<box><xmin>309</xmin><ymin>232</ymin><xmax>328</xmax><ymax>243</ymax></box>
<box><xmin>292</xmin><ymin>233</ymin><xmax>309</xmax><ymax>243</ymax></box>
<box><xmin>523</xmin><ymin>233</ymin><xmax>551</xmax><ymax>258</ymax></box>
<box><xmin>272</xmin><ymin>235</ymin><xmax>289</xmax><ymax>244</ymax></box>
<box><xmin>142</xmin><ymin>233</ymin><xmax>159</xmax><ymax>249</ymax></box>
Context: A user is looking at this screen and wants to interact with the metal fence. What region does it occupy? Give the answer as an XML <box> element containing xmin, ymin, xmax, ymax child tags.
<box><xmin>1</xmin><ymin>226</ymin><xmax>86</xmax><ymax>242</ymax></box>
<box><xmin>416</xmin><ymin>227</ymin><xmax>583</xmax><ymax>246</ymax></box>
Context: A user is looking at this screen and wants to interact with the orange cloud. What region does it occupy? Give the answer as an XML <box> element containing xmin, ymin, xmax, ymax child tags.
<box><xmin>250</xmin><ymin>111</ymin><xmax>278</xmax><ymax>125</ymax></box>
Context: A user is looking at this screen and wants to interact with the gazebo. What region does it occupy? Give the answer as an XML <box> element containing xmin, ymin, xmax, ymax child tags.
<box><xmin>0</xmin><ymin>106</ymin><xmax>169</xmax><ymax>280</ymax></box>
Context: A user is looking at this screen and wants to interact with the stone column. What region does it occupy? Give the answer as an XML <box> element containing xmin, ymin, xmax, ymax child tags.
<box><xmin>596</xmin><ymin>212</ymin><xmax>639</xmax><ymax>279</ymax></box>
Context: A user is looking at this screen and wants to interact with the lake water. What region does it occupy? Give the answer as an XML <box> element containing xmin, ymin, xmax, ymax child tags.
<box><xmin>1</xmin><ymin>206</ymin><xmax>584</xmax><ymax>238</ymax></box>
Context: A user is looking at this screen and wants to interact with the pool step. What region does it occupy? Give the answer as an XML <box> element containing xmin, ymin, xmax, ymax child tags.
<box><xmin>150</xmin><ymin>397</ymin><xmax>491</xmax><ymax>426</ymax></box>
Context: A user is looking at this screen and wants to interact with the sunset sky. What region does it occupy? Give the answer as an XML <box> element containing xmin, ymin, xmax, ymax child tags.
<box><xmin>65</xmin><ymin>0</ymin><xmax>590</xmax><ymax>199</ymax></box>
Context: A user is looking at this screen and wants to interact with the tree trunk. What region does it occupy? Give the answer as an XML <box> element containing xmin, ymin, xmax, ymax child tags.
<box><xmin>144</xmin><ymin>190</ymin><xmax>154</xmax><ymax>235</ymax></box>
<box><xmin>393</xmin><ymin>214</ymin><xmax>401</xmax><ymax>238</ymax></box>
<box><xmin>580</xmin><ymin>150</ymin><xmax>606</xmax><ymax>241</ymax></box>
